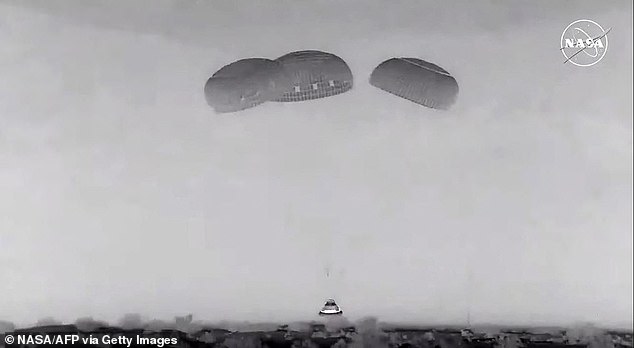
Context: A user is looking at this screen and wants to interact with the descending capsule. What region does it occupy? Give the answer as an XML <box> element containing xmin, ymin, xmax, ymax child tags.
<box><xmin>370</xmin><ymin>57</ymin><xmax>459</xmax><ymax>110</ymax></box>
<box><xmin>319</xmin><ymin>298</ymin><xmax>343</xmax><ymax>316</ymax></box>
<box><xmin>204</xmin><ymin>58</ymin><xmax>291</xmax><ymax>113</ymax></box>
<box><xmin>274</xmin><ymin>50</ymin><xmax>353</xmax><ymax>102</ymax></box>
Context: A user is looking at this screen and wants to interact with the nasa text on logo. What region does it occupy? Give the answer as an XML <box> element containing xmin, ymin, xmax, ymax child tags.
<box><xmin>560</xmin><ymin>19</ymin><xmax>610</xmax><ymax>67</ymax></box>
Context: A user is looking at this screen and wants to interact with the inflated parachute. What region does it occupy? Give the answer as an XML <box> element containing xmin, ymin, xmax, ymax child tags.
<box><xmin>369</xmin><ymin>57</ymin><xmax>459</xmax><ymax>110</ymax></box>
<box><xmin>204</xmin><ymin>58</ymin><xmax>291</xmax><ymax>113</ymax></box>
<box><xmin>273</xmin><ymin>50</ymin><xmax>353</xmax><ymax>102</ymax></box>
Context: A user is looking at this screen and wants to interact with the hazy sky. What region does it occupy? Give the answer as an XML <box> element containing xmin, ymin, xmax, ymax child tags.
<box><xmin>0</xmin><ymin>0</ymin><xmax>632</xmax><ymax>328</ymax></box>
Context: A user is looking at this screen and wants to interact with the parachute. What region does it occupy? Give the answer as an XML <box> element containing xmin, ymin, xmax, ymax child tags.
<box><xmin>273</xmin><ymin>50</ymin><xmax>353</xmax><ymax>102</ymax></box>
<box><xmin>369</xmin><ymin>57</ymin><xmax>459</xmax><ymax>110</ymax></box>
<box><xmin>204</xmin><ymin>58</ymin><xmax>291</xmax><ymax>113</ymax></box>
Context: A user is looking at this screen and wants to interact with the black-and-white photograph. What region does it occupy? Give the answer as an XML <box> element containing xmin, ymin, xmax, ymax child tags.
<box><xmin>0</xmin><ymin>1</ymin><xmax>632</xmax><ymax>347</ymax></box>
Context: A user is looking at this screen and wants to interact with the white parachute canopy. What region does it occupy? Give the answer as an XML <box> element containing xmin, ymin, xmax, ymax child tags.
<box><xmin>204</xmin><ymin>58</ymin><xmax>291</xmax><ymax>113</ymax></box>
<box><xmin>273</xmin><ymin>50</ymin><xmax>353</xmax><ymax>102</ymax></box>
<box><xmin>370</xmin><ymin>57</ymin><xmax>459</xmax><ymax>110</ymax></box>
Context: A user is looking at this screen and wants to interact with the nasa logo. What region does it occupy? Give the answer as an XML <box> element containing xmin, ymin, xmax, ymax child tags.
<box><xmin>560</xmin><ymin>19</ymin><xmax>610</xmax><ymax>67</ymax></box>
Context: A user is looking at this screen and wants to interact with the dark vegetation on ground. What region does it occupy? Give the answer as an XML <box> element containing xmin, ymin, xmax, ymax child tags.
<box><xmin>0</xmin><ymin>316</ymin><xmax>632</xmax><ymax>348</ymax></box>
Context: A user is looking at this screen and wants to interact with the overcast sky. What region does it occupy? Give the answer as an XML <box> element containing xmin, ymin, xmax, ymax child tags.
<box><xmin>0</xmin><ymin>0</ymin><xmax>632</xmax><ymax>329</ymax></box>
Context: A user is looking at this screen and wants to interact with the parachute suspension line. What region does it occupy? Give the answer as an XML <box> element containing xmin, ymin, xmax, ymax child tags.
<box><xmin>466</xmin><ymin>267</ymin><xmax>474</xmax><ymax>328</ymax></box>
<box><xmin>324</xmin><ymin>258</ymin><xmax>338</xmax><ymax>300</ymax></box>
<box><xmin>325</xmin><ymin>264</ymin><xmax>334</xmax><ymax>298</ymax></box>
